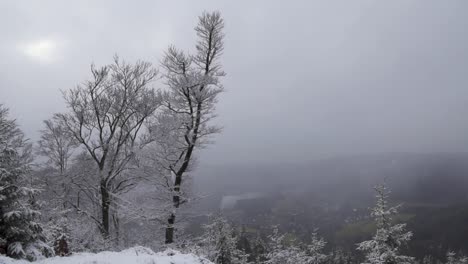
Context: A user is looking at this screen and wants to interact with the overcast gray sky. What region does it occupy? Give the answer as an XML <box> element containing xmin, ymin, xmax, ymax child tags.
<box><xmin>1</xmin><ymin>0</ymin><xmax>468</xmax><ymax>165</ymax></box>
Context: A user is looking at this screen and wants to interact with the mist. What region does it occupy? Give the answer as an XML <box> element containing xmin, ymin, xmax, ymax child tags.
<box><xmin>2</xmin><ymin>1</ymin><xmax>468</xmax><ymax>165</ymax></box>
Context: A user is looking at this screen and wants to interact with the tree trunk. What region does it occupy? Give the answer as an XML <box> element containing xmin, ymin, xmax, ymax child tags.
<box><xmin>165</xmin><ymin>213</ymin><xmax>175</xmax><ymax>244</ymax></box>
<box><xmin>165</xmin><ymin>178</ymin><xmax>182</xmax><ymax>244</ymax></box>
<box><xmin>100</xmin><ymin>180</ymin><xmax>110</xmax><ymax>239</ymax></box>
<box><xmin>113</xmin><ymin>211</ymin><xmax>120</xmax><ymax>246</ymax></box>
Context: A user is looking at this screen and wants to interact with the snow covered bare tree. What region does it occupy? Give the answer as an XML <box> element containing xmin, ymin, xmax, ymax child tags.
<box><xmin>357</xmin><ymin>183</ymin><xmax>413</xmax><ymax>264</ymax></box>
<box><xmin>37</xmin><ymin>117</ymin><xmax>77</xmax><ymax>175</ymax></box>
<box><xmin>36</xmin><ymin>116</ymin><xmax>78</xmax><ymax>211</ymax></box>
<box><xmin>0</xmin><ymin>105</ymin><xmax>53</xmax><ymax>260</ymax></box>
<box><xmin>56</xmin><ymin>57</ymin><xmax>162</xmax><ymax>239</ymax></box>
<box><xmin>151</xmin><ymin>11</ymin><xmax>225</xmax><ymax>244</ymax></box>
<box><xmin>35</xmin><ymin>117</ymin><xmax>77</xmax><ymax>255</ymax></box>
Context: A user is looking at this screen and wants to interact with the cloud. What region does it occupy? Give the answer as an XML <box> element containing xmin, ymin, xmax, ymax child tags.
<box><xmin>19</xmin><ymin>38</ymin><xmax>63</xmax><ymax>64</ymax></box>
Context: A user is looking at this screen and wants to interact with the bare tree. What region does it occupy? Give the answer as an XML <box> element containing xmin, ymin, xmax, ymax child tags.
<box><xmin>56</xmin><ymin>57</ymin><xmax>162</xmax><ymax>239</ymax></box>
<box><xmin>35</xmin><ymin>117</ymin><xmax>77</xmax><ymax>219</ymax></box>
<box><xmin>152</xmin><ymin>11</ymin><xmax>225</xmax><ymax>244</ymax></box>
<box><xmin>37</xmin><ymin>117</ymin><xmax>77</xmax><ymax>174</ymax></box>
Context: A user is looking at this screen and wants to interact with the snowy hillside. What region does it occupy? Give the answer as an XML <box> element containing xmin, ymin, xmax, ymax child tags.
<box><xmin>0</xmin><ymin>247</ymin><xmax>212</xmax><ymax>264</ymax></box>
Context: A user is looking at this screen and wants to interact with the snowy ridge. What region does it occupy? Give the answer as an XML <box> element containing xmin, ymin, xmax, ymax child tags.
<box><xmin>0</xmin><ymin>247</ymin><xmax>213</xmax><ymax>264</ymax></box>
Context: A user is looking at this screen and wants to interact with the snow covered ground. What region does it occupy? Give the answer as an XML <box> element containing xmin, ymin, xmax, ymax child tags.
<box><xmin>0</xmin><ymin>247</ymin><xmax>213</xmax><ymax>264</ymax></box>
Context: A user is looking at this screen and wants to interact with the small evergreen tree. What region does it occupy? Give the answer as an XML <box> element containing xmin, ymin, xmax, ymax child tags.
<box><xmin>264</xmin><ymin>226</ymin><xmax>294</xmax><ymax>264</ymax></box>
<box><xmin>251</xmin><ymin>233</ymin><xmax>268</xmax><ymax>263</ymax></box>
<box><xmin>201</xmin><ymin>215</ymin><xmax>249</xmax><ymax>264</ymax></box>
<box><xmin>237</xmin><ymin>226</ymin><xmax>253</xmax><ymax>262</ymax></box>
<box><xmin>45</xmin><ymin>213</ymin><xmax>71</xmax><ymax>256</ymax></box>
<box><xmin>303</xmin><ymin>231</ymin><xmax>327</xmax><ymax>264</ymax></box>
<box><xmin>264</xmin><ymin>226</ymin><xmax>311</xmax><ymax>264</ymax></box>
<box><xmin>0</xmin><ymin>105</ymin><xmax>53</xmax><ymax>260</ymax></box>
<box><xmin>357</xmin><ymin>183</ymin><xmax>413</xmax><ymax>264</ymax></box>
<box><xmin>422</xmin><ymin>255</ymin><xmax>434</xmax><ymax>264</ymax></box>
<box><xmin>446</xmin><ymin>252</ymin><xmax>467</xmax><ymax>264</ymax></box>
<box><xmin>328</xmin><ymin>248</ymin><xmax>354</xmax><ymax>264</ymax></box>
<box><xmin>264</xmin><ymin>226</ymin><xmax>327</xmax><ymax>264</ymax></box>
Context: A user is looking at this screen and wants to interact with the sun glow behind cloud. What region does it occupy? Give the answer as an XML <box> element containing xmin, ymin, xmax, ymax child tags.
<box><xmin>19</xmin><ymin>38</ymin><xmax>62</xmax><ymax>63</ymax></box>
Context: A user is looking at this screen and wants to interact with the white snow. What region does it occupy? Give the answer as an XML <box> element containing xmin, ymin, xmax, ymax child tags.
<box><xmin>0</xmin><ymin>247</ymin><xmax>213</xmax><ymax>264</ymax></box>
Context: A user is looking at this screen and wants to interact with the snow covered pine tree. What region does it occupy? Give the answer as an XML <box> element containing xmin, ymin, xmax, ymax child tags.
<box><xmin>201</xmin><ymin>215</ymin><xmax>248</xmax><ymax>264</ymax></box>
<box><xmin>357</xmin><ymin>183</ymin><xmax>413</xmax><ymax>264</ymax></box>
<box><xmin>0</xmin><ymin>105</ymin><xmax>53</xmax><ymax>260</ymax></box>
<box><xmin>304</xmin><ymin>231</ymin><xmax>327</xmax><ymax>264</ymax></box>
<box><xmin>265</xmin><ymin>226</ymin><xmax>327</xmax><ymax>264</ymax></box>
<box><xmin>251</xmin><ymin>234</ymin><xmax>268</xmax><ymax>263</ymax></box>
<box><xmin>446</xmin><ymin>251</ymin><xmax>468</xmax><ymax>264</ymax></box>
